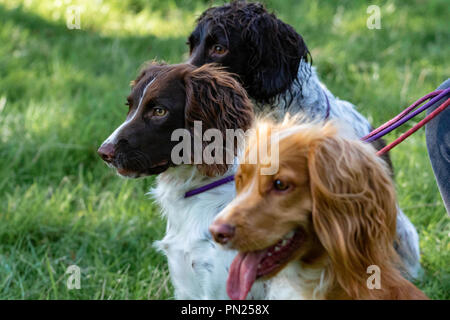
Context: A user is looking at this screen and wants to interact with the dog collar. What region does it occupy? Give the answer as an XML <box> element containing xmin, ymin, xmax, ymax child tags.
<box><xmin>184</xmin><ymin>175</ymin><xmax>235</xmax><ymax>198</ymax></box>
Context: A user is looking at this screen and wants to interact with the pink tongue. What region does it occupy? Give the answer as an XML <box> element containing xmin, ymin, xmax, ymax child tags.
<box><xmin>227</xmin><ymin>250</ymin><xmax>267</xmax><ymax>300</ymax></box>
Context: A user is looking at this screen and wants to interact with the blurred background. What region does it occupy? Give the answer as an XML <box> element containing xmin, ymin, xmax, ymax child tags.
<box><xmin>0</xmin><ymin>0</ymin><xmax>448</xmax><ymax>299</ymax></box>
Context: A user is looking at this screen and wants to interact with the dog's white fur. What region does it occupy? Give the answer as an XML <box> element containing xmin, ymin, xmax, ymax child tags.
<box><xmin>152</xmin><ymin>61</ymin><xmax>420</xmax><ymax>299</ymax></box>
<box><xmin>152</xmin><ymin>165</ymin><xmax>266</xmax><ymax>299</ymax></box>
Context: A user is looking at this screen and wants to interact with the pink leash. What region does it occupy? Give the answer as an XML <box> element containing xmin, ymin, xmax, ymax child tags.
<box><xmin>362</xmin><ymin>88</ymin><xmax>450</xmax><ymax>156</ymax></box>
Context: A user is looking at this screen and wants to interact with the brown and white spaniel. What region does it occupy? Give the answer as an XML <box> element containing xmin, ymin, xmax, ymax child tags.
<box><xmin>98</xmin><ymin>62</ymin><xmax>265</xmax><ymax>299</ymax></box>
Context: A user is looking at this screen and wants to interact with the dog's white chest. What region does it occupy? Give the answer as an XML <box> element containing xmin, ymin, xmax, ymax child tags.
<box><xmin>152</xmin><ymin>167</ymin><xmax>236</xmax><ymax>299</ymax></box>
<box><xmin>152</xmin><ymin>167</ymin><xmax>269</xmax><ymax>299</ymax></box>
<box><xmin>158</xmin><ymin>231</ymin><xmax>235</xmax><ymax>299</ymax></box>
<box><xmin>264</xmin><ymin>263</ymin><xmax>307</xmax><ymax>300</ymax></box>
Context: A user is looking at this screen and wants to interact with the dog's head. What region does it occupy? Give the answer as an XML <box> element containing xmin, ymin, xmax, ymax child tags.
<box><xmin>97</xmin><ymin>62</ymin><xmax>254</xmax><ymax>178</ymax></box>
<box><xmin>187</xmin><ymin>1</ymin><xmax>309</xmax><ymax>104</ymax></box>
<box><xmin>210</xmin><ymin>119</ymin><xmax>399</xmax><ymax>300</ymax></box>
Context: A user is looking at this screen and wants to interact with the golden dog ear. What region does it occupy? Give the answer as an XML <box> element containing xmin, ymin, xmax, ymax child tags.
<box><xmin>307</xmin><ymin>130</ymin><xmax>399</xmax><ymax>298</ymax></box>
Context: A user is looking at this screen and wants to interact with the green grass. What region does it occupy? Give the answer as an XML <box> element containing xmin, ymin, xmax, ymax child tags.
<box><xmin>0</xmin><ymin>0</ymin><xmax>448</xmax><ymax>299</ymax></box>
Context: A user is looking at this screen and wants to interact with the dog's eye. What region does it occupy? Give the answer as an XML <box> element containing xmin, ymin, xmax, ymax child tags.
<box><xmin>212</xmin><ymin>44</ymin><xmax>226</xmax><ymax>55</ymax></box>
<box><xmin>273</xmin><ymin>179</ymin><xmax>289</xmax><ymax>191</ymax></box>
<box><xmin>152</xmin><ymin>107</ymin><xmax>167</xmax><ymax>117</ymax></box>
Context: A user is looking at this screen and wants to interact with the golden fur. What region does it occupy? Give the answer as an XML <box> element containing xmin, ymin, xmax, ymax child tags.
<box><xmin>213</xmin><ymin>117</ymin><xmax>428</xmax><ymax>300</ymax></box>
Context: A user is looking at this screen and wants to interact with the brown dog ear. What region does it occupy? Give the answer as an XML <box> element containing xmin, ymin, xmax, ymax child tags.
<box><xmin>184</xmin><ymin>64</ymin><xmax>254</xmax><ymax>176</ymax></box>
<box><xmin>307</xmin><ymin>127</ymin><xmax>400</xmax><ymax>298</ymax></box>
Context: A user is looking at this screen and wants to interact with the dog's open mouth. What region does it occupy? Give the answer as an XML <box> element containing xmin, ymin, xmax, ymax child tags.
<box><xmin>227</xmin><ymin>228</ymin><xmax>304</xmax><ymax>300</ymax></box>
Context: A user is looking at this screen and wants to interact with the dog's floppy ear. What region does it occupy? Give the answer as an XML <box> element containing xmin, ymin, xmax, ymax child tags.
<box><xmin>184</xmin><ymin>63</ymin><xmax>254</xmax><ymax>176</ymax></box>
<box><xmin>243</xmin><ymin>6</ymin><xmax>309</xmax><ymax>102</ymax></box>
<box><xmin>307</xmin><ymin>126</ymin><xmax>400</xmax><ymax>298</ymax></box>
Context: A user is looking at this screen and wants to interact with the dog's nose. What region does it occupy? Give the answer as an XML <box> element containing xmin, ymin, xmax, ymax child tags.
<box><xmin>209</xmin><ymin>223</ymin><xmax>235</xmax><ymax>244</ymax></box>
<box><xmin>97</xmin><ymin>143</ymin><xmax>115</xmax><ymax>163</ymax></box>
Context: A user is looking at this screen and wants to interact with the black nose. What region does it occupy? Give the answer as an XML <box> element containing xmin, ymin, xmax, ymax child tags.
<box><xmin>209</xmin><ymin>223</ymin><xmax>235</xmax><ymax>245</ymax></box>
<box><xmin>98</xmin><ymin>143</ymin><xmax>115</xmax><ymax>163</ymax></box>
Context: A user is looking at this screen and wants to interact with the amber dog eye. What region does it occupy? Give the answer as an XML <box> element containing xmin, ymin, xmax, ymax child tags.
<box><xmin>212</xmin><ymin>44</ymin><xmax>226</xmax><ymax>55</ymax></box>
<box><xmin>152</xmin><ymin>107</ymin><xmax>167</xmax><ymax>117</ymax></box>
<box><xmin>273</xmin><ymin>179</ymin><xmax>289</xmax><ymax>191</ymax></box>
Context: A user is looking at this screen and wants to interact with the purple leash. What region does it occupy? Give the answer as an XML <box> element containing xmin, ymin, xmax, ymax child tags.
<box><xmin>362</xmin><ymin>89</ymin><xmax>444</xmax><ymax>141</ymax></box>
<box><xmin>363</xmin><ymin>88</ymin><xmax>450</xmax><ymax>142</ymax></box>
<box><xmin>184</xmin><ymin>175</ymin><xmax>235</xmax><ymax>198</ymax></box>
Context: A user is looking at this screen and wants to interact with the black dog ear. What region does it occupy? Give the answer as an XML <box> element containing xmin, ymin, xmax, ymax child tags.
<box><xmin>184</xmin><ymin>64</ymin><xmax>254</xmax><ymax>177</ymax></box>
<box><xmin>242</xmin><ymin>9</ymin><xmax>309</xmax><ymax>103</ymax></box>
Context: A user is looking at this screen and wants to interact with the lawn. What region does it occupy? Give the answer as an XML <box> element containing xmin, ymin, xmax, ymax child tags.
<box><xmin>0</xmin><ymin>0</ymin><xmax>448</xmax><ymax>299</ymax></box>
